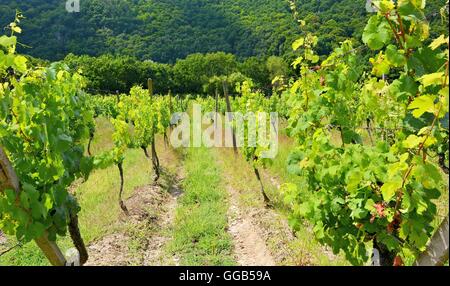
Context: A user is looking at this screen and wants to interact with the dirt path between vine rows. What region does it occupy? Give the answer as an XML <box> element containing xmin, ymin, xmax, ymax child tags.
<box><xmin>215</xmin><ymin>147</ymin><xmax>338</xmax><ymax>266</ymax></box>
<box><xmin>85</xmin><ymin>149</ymin><xmax>185</xmax><ymax>266</ymax></box>
<box><xmin>227</xmin><ymin>185</ymin><xmax>276</xmax><ymax>266</ymax></box>
<box><xmin>143</xmin><ymin>171</ymin><xmax>183</xmax><ymax>266</ymax></box>
<box><xmin>84</xmin><ymin>174</ymin><xmax>183</xmax><ymax>266</ymax></box>
<box><xmin>0</xmin><ymin>231</ymin><xmax>6</xmax><ymax>245</ymax></box>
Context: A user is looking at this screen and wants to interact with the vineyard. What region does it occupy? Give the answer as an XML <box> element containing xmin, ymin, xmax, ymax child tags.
<box><xmin>0</xmin><ymin>1</ymin><xmax>449</xmax><ymax>267</ymax></box>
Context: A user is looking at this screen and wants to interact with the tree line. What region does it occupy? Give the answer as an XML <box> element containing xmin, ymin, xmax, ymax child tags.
<box><xmin>63</xmin><ymin>52</ymin><xmax>291</xmax><ymax>95</ymax></box>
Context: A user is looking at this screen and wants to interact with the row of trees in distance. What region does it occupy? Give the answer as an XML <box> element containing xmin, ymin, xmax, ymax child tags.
<box><xmin>62</xmin><ymin>52</ymin><xmax>291</xmax><ymax>95</ymax></box>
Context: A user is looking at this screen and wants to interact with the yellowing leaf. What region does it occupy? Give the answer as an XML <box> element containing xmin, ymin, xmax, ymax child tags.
<box><xmin>423</xmin><ymin>136</ymin><xmax>437</xmax><ymax>148</ymax></box>
<box><xmin>9</xmin><ymin>23</ymin><xmax>22</xmax><ymax>34</ymax></box>
<box><xmin>429</xmin><ymin>35</ymin><xmax>449</xmax><ymax>50</ymax></box>
<box><xmin>347</xmin><ymin>170</ymin><xmax>362</xmax><ymax>193</ymax></box>
<box><xmin>299</xmin><ymin>157</ymin><xmax>310</xmax><ymax>169</ymax></box>
<box><xmin>292</xmin><ymin>38</ymin><xmax>305</xmax><ymax>51</ymax></box>
<box><xmin>370</xmin><ymin>52</ymin><xmax>390</xmax><ymax>77</ymax></box>
<box><xmin>420</xmin><ymin>72</ymin><xmax>445</xmax><ymax>87</ymax></box>
<box><xmin>379</xmin><ymin>0</ymin><xmax>395</xmax><ymax>13</ymax></box>
<box><xmin>403</xmin><ymin>135</ymin><xmax>422</xmax><ymax>148</ymax></box>
<box><xmin>364</xmin><ymin>199</ymin><xmax>375</xmax><ymax>211</ymax></box>
<box><xmin>407</xmin><ymin>95</ymin><xmax>436</xmax><ymax>118</ymax></box>
<box><xmin>0</xmin><ymin>35</ymin><xmax>17</xmax><ymax>48</ymax></box>
<box><xmin>418</xmin><ymin>22</ymin><xmax>430</xmax><ymax>41</ymax></box>
<box><xmin>439</xmin><ymin>87</ymin><xmax>449</xmax><ymax>115</ymax></box>
<box><xmin>417</xmin><ymin>126</ymin><xmax>430</xmax><ymax>136</ymax></box>
<box><xmin>291</xmin><ymin>56</ymin><xmax>304</xmax><ymax>68</ymax></box>
<box><xmin>380</xmin><ymin>178</ymin><xmax>402</xmax><ymax>202</ymax></box>
<box><xmin>57</xmin><ymin>70</ymin><xmax>65</xmax><ymax>80</ymax></box>
<box><xmin>13</xmin><ymin>55</ymin><xmax>27</xmax><ymax>73</ymax></box>
<box><xmin>290</xmin><ymin>80</ymin><xmax>301</xmax><ymax>94</ymax></box>
<box><xmin>399</xmin><ymin>153</ymin><xmax>409</xmax><ymax>163</ymax></box>
<box><xmin>13</xmin><ymin>26</ymin><xmax>22</xmax><ymax>33</ymax></box>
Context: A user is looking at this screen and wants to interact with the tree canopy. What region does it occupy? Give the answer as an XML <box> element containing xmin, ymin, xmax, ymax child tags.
<box><xmin>1</xmin><ymin>0</ymin><xmax>445</xmax><ymax>63</ymax></box>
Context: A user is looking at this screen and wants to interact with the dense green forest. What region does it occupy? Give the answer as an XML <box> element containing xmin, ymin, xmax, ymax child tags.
<box><xmin>0</xmin><ymin>0</ymin><xmax>447</xmax><ymax>63</ymax></box>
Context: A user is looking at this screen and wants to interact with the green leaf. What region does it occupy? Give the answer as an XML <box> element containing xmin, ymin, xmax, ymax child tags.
<box><xmin>378</xmin><ymin>231</ymin><xmax>400</xmax><ymax>252</ymax></box>
<box><xmin>346</xmin><ymin>170</ymin><xmax>363</xmax><ymax>193</ymax></box>
<box><xmin>19</xmin><ymin>192</ymin><xmax>30</xmax><ymax>209</ymax></box>
<box><xmin>407</xmin><ymin>47</ymin><xmax>446</xmax><ymax>77</ymax></box>
<box><xmin>370</xmin><ymin>52</ymin><xmax>391</xmax><ymax>77</ymax></box>
<box><xmin>365</xmin><ymin>199</ymin><xmax>375</xmax><ymax>211</ymax></box>
<box><xmin>408</xmin><ymin>221</ymin><xmax>429</xmax><ymax>251</ymax></box>
<box><xmin>413</xmin><ymin>162</ymin><xmax>443</xmax><ymax>189</ymax></box>
<box><xmin>28</xmin><ymin>222</ymin><xmax>45</xmax><ymax>240</ymax></box>
<box><xmin>385</xmin><ymin>45</ymin><xmax>406</xmax><ymax>67</ymax></box>
<box><xmin>0</xmin><ymin>35</ymin><xmax>16</xmax><ymax>48</ymax></box>
<box><xmin>391</xmin><ymin>75</ymin><xmax>418</xmax><ymax>100</ymax></box>
<box><xmin>30</xmin><ymin>200</ymin><xmax>46</xmax><ymax>220</ymax></box>
<box><xmin>352</xmin><ymin>208</ymin><xmax>369</xmax><ymax>219</ymax></box>
<box><xmin>380</xmin><ymin>177</ymin><xmax>402</xmax><ymax>202</ymax></box>
<box><xmin>313</xmin><ymin>222</ymin><xmax>325</xmax><ymax>239</ymax></box>
<box><xmin>295</xmin><ymin>202</ymin><xmax>311</xmax><ymax>217</ymax></box>
<box><xmin>362</xmin><ymin>16</ymin><xmax>391</xmax><ymax>50</ymax></box>
<box><xmin>4</xmin><ymin>189</ymin><xmax>16</xmax><ymax>205</ymax></box>
<box><xmin>400</xmin><ymin>191</ymin><xmax>412</xmax><ymax>213</ymax></box>
<box><xmin>398</xmin><ymin>0</ymin><xmax>426</xmax><ymax>19</ymax></box>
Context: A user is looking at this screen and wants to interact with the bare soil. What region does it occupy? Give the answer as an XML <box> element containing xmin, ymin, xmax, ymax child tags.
<box><xmin>227</xmin><ymin>185</ymin><xmax>276</xmax><ymax>266</ymax></box>
<box><xmin>0</xmin><ymin>231</ymin><xmax>6</xmax><ymax>245</ymax></box>
<box><xmin>85</xmin><ymin>167</ymin><xmax>184</xmax><ymax>266</ymax></box>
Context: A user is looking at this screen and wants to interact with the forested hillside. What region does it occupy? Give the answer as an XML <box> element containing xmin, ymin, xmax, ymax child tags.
<box><xmin>0</xmin><ymin>0</ymin><xmax>447</xmax><ymax>62</ymax></box>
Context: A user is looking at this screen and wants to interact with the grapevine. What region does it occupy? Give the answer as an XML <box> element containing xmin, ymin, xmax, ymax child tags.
<box><xmin>0</xmin><ymin>14</ymin><xmax>94</xmax><ymax>265</ymax></box>
<box><xmin>281</xmin><ymin>0</ymin><xmax>449</xmax><ymax>266</ymax></box>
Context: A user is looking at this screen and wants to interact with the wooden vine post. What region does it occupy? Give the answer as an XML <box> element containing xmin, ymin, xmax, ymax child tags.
<box><xmin>415</xmin><ymin>215</ymin><xmax>449</xmax><ymax>266</ymax></box>
<box><xmin>147</xmin><ymin>78</ymin><xmax>153</xmax><ymax>98</ymax></box>
<box><xmin>0</xmin><ymin>147</ymin><xmax>67</xmax><ymax>266</ymax></box>
<box><xmin>148</xmin><ymin>78</ymin><xmax>160</xmax><ymax>183</ymax></box>
<box><xmin>164</xmin><ymin>89</ymin><xmax>171</xmax><ymax>147</ymax></box>
<box><xmin>168</xmin><ymin>89</ymin><xmax>173</xmax><ymax>132</ymax></box>
<box><xmin>168</xmin><ymin>89</ymin><xmax>173</xmax><ymax>115</ymax></box>
<box><xmin>215</xmin><ymin>86</ymin><xmax>219</xmax><ymax>130</ymax></box>
<box><xmin>222</xmin><ymin>80</ymin><xmax>238</xmax><ymax>155</ymax></box>
<box><xmin>115</xmin><ymin>90</ymin><xmax>120</xmax><ymax>103</ymax></box>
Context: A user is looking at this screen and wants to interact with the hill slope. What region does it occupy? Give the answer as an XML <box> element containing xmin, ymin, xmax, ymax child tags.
<box><xmin>0</xmin><ymin>0</ymin><xmax>447</xmax><ymax>62</ymax></box>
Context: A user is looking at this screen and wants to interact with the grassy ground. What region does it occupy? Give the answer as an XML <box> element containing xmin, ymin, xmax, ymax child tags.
<box><xmin>166</xmin><ymin>147</ymin><xmax>235</xmax><ymax>266</ymax></box>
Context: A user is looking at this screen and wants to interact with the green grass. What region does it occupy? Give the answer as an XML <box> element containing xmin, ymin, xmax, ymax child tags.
<box><xmin>166</xmin><ymin>147</ymin><xmax>235</xmax><ymax>266</ymax></box>
<box><xmin>0</xmin><ymin>241</ymin><xmax>49</xmax><ymax>266</ymax></box>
